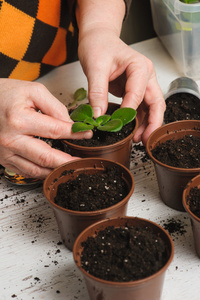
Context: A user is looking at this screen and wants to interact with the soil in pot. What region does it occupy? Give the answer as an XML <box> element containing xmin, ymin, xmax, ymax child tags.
<box><xmin>54</xmin><ymin>166</ymin><xmax>128</xmax><ymax>211</ymax></box>
<box><xmin>151</xmin><ymin>135</ymin><xmax>200</xmax><ymax>168</ymax></box>
<box><xmin>67</xmin><ymin>121</ymin><xmax>135</xmax><ymax>147</ymax></box>
<box><xmin>164</xmin><ymin>92</ymin><xmax>200</xmax><ymax>124</ymax></box>
<box><xmin>67</xmin><ymin>104</ymin><xmax>135</xmax><ymax>147</ymax></box>
<box><xmin>186</xmin><ymin>186</ymin><xmax>200</xmax><ymax>218</ymax></box>
<box><xmin>80</xmin><ymin>225</ymin><xmax>169</xmax><ymax>282</ymax></box>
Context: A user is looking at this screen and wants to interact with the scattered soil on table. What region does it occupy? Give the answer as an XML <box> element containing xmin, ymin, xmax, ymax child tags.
<box><xmin>164</xmin><ymin>93</ymin><xmax>200</xmax><ymax>124</ymax></box>
<box><xmin>80</xmin><ymin>225</ymin><xmax>169</xmax><ymax>282</ymax></box>
<box><xmin>54</xmin><ymin>166</ymin><xmax>128</xmax><ymax>211</ymax></box>
<box><xmin>151</xmin><ymin>135</ymin><xmax>200</xmax><ymax>168</ymax></box>
<box><xmin>131</xmin><ymin>143</ymin><xmax>150</xmax><ymax>163</ymax></box>
<box><xmin>187</xmin><ymin>186</ymin><xmax>200</xmax><ymax>218</ymax></box>
<box><xmin>162</xmin><ymin>218</ymin><xmax>187</xmax><ymax>236</ymax></box>
<box><xmin>66</xmin><ymin>121</ymin><xmax>135</xmax><ymax>147</ymax></box>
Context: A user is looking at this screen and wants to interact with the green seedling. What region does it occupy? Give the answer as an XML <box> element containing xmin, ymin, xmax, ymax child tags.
<box><xmin>69</xmin><ymin>87</ymin><xmax>87</xmax><ymax>108</ymax></box>
<box><xmin>70</xmin><ymin>104</ymin><xmax>137</xmax><ymax>133</ymax></box>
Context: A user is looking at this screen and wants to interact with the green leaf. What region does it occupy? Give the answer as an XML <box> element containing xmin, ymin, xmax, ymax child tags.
<box><xmin>69</xmin><ymin>88</ymin><xmax>87</xmax><ymax>108</ymax></box>
<box><xmin>111</xmin><ymin>107</ymin><xmax>137</xmax><ymax>126</ymax></box>
<box><xmin>70</xmin><ymin>104</ymin><xmax>93</xmax><ymax>122</ymax></box>
<box><xmin>96</xmin><ymin>115</ymin><xmax>111</xmax><ymax>126</ymax></box>
<box><xmin>84</xmin><ymin>117</ymin><xmax>97</xmax><ymax>126</ymax></box>
<box><xmin>73</xmin><ymin>88</ymin><xmax>87</xmax><ymax>102</ymax></box>
<box><xmin>72</xmin><ymin>122</ymin><xmax>94</xmax><ymax>133</ymax></box>
<box><xmin>97</xmin><ymin>119</ymin><xmax>123</xmax><ymax>132</ymax></box>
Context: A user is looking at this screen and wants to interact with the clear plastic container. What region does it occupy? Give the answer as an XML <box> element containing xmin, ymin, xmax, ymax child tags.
<box><xmin>150</xmin><ymin>0</ymin><xmax>200</xmax><ymax>79</ymax></box>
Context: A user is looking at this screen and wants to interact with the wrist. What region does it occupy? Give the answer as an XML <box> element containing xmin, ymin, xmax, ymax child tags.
<box><xmin>76</xmin><ymin>0</ymin><xmax>125</xmax><ymax>39</ymax></box>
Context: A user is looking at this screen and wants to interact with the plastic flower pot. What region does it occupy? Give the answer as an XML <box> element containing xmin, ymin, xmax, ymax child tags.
<box><xmin>43</xmin><ymin>158</ymin><xmax>134</xmax><ymax>251</ymax></box>
<box><xmin>146</xmin><ymin>120</ymin><xmax>200</xmax><ymax>211</ymax></box>
<box><xmin>165</xmin><ymin>76</ymin><xmax>200</xmax><ymax>100</ymax></box>
<box><xmin>62</xmin><ymin>103</ymin><xmax>138</xmax><ymax>169</ymax></box>
<box><xmin>164</xmin><ymin>77</ymin><xmax>200</xmax><ymax>124</ymax></box>
<box><xmin>73</xmin><ymin>216</ymin><xmax>174</xmax><ymax>300</ymax></box>
<box><xmin>183</xmin><ymin>174</ymin><xmax>200</xmax><ymax>257</ymax></box>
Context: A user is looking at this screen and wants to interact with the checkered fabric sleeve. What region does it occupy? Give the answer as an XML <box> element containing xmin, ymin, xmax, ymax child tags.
<box><xmin>0</xmin><ymin>0</ymin><xmax>78</xmax><ymax>81</ymax></box>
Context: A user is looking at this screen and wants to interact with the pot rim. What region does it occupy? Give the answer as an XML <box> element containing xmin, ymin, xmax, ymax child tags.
<box><xmin>146</xmin><ymin>120</ymin><xmax>200</xmax><ymax>173</ymax></box>
<box><xmin>43</xmin><ymin>158</ymin><xmax>135</xmax><ymax>216</ymax></box>
<box><xmin>183</xmin><ymin>174</ymin><xmax>200</xmax><ymax>222</ymax></box>
<box><xmin>73</xmin><ymin>216</ymin><xmax>174</xmax><ymax>287</ymax></box>
<box><xmin>63</xmin><ymin>101</ymin><xmax>138</xmax><ymax>151</ymax></box>
<box><xmin>62</xmin><ymin>116</ymin><xmax>138</xmax><ymax>151</ymax></box>
<box><xmin>165</xmin><ymin>88</ymin><xmax>200</xmax><ymax>101</ymax></box>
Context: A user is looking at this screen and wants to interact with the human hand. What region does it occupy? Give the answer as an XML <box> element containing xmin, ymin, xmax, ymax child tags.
<box><xmin>78</xmin><ymin>29</ymin><xmax>166</xmax><ymax>145</ymax></box>
<box><xmin>0</xmin><ymin>79</ymin><xmax>92</xmax><ymax>178</ymax></box>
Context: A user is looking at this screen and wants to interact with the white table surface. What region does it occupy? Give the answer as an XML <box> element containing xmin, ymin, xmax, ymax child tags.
<box><xmin>1</xmin><ymin>37</ymin><xmax>200</xmax><ymax>300</ymax></box>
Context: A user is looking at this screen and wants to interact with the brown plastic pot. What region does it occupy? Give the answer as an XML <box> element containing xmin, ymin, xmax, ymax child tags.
<box><xmin>73</xmin><ymin>216</ymin><xmax>174</xmax><ymax>300</ymax></box>
<box><xmin>43</xmin><ymin>158</ymin><xmax>134</xmax><ymax>251</ymax></box>
<box><xmin>146</xmin><ymin>120</ymin><xmax>200</xmax><ymax>211</ymax></box>
<box><xmin>183</xmin><ymin>174</ymin><xmax>200</xmax><ymax>258</ymax></box>
<box><xmin>62</xmin><ymin>103</ymin><xmax>138</xmax><ymax>169</ymax></box>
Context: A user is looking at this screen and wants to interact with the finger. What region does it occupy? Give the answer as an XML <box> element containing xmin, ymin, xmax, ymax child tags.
<box><xmin>4</xmin><ymin>158</ymin><xmax>52</xmax><ymax>179</ymax></box>
<box><xmin>141</xmin><ymin>100</ymin><xmax>165</xmax><ymax>145</ymax></box>
<box><xmin>26</xmin><ymin>82</ymin><xmax>72</xmax><ymax>122</ymax></box>
<box><xmin>6</xmin><ymin>154</ymin><xmax>80</xmax><ymax>179</ymax></box>
<box><xmin>121</xmin><ymin>59</ymin><xmax>149</xmax><ymax>109</ymax></box>
<box><xmin>15</xmin><ymin>109</ymin><xmax>93</xmax><ymax>140</ymax></box>
<box><xmin>133</xmin><ymin>113</ymin><xmax>148</xmax><ymax>145</ymax></box>
<box><xmin>86</xmin><ymin>64</ymin><xmax>109</xmax><ymax>118</ymax></box>
<box><xmin>141</xmin><ymin>76</ymin><xmax>166</xmax><ymax>144</ymax></box>
<box><xmin>8</xmin><ymin>136</ymin><xmax>81</xmax><ymax>172</ymax></box>
<box><xmin>133</xmin><ymin>94</ymin><xmax>165</xmax><ymax>145</ymax></box>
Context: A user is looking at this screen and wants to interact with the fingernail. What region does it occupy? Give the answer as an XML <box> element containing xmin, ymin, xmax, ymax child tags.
<box><xmin>84</xmin><ymin>131</ymin><xmax>93</xmax><ymax>139</ymax></box>
<box><xmin>93</xmin><ymin>107</ymin><xmax>102</xmax><ymax>118</ymax></box>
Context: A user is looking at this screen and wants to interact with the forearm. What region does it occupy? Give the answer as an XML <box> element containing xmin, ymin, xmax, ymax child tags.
<box><xmin>76</xmin><ymin>0</ymin><xmax>126</xmax><ymax>39</ymax></box>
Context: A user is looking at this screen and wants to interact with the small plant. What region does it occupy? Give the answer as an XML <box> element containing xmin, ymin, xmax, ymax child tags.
<box><xmin>69</xmin><ymin>87</ymin><xmax>87</xmax><ymax>108</ymax></box>
<box><xmin>70</xmin><ymin>104</ymin><xmax>137</xmax><ymax>133</ymax></box>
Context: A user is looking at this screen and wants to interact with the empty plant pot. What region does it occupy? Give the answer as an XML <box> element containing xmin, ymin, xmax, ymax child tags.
<box><xmin>164</xmin><ymin>77</ymin><xmax>200</xmax><ymax>124</ymax></box>
<box><xmin>62</xmin><ymin>103</ymin><xmax>138</xmax><ymax>169</ymax></box>
<box><xmin>43</xmin><ymin>158</ymin><xmax>134</xmax><ymax>251</ymax></box>
<box><xmin>146</xmin><ymin>120</ymin><xmax>200</xmax><ymax>211</ymax></box>
<box><xmin>165</xmin><ymin>77</ymin><xmax>200</xmax><ymax>100</ymax></box>
<box><xmin>73</xmin><ymin>216</ymin><xmax>174</xmax><ymax>300</ymax></box>
<box><xmin>183</xmin><ymin>174</ymin><xmax>200</xmax><ymax>258</ymax></box>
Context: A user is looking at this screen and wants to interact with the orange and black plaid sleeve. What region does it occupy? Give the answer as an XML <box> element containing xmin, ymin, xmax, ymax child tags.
<box><xmin>0</xmin><ymin>0</ymin><xmax>78</xmax><ymax>81</ymax></box>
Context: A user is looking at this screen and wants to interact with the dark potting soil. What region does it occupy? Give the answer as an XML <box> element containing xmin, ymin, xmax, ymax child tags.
<box><xmin>66</xmin><ymin>120</ymin><xmax>135</xmax><ymax>147</ymax></box>
<box><xmin>162</xmin><ymin>218</ymin><xmax>187</xmax><ymax>236</ymax></box>
<box><xmin>151</xmin><ymin>135</ymin><xmax>200</xmax><ymax>168</ymax></box>
<box><xmin>187</xmin><ymin>186</ymin><xmax>200</xmax><ymax>218</ymax></box>
<box><xmin>164</xmin><ymin>93</ymin><xmax>200</xmax><ymax>124</ymax></box>
<box><xmin>81</xmin><ymin>225</ymin><xmax>168</xmax><ymax>282</ymax></box>
<box><xmin>54</xmin><ymin>166</ymin><xmax>128</xmax><ymax>211</ymax></box>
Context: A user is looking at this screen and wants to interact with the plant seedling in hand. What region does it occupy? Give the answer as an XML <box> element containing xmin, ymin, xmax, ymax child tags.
<box><xmin>70</xmin><ymin>104</ymin><xmax>137</xmax><ymax>133</ymax></box>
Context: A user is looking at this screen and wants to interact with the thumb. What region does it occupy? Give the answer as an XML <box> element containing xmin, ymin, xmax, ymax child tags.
<box><xmin>87</xmin><ymin>70</ymin><xmax>109</xmax><ymax>118</ymax></box>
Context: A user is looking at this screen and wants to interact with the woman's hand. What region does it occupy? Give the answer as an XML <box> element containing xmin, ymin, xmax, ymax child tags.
<box><xmin>79</xmin><ymin>29</ymin><xmax>165</xmax><ymax>145</ymax></box>
<box><xmin>0</xmin><ymin>79</ymin><xmax>92</xmax><ymax>178</ymax></box>
<box><xmin>77</xmin><ymin>0</ymin><xmax>166</xmax><ymax>145</ymax></box>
